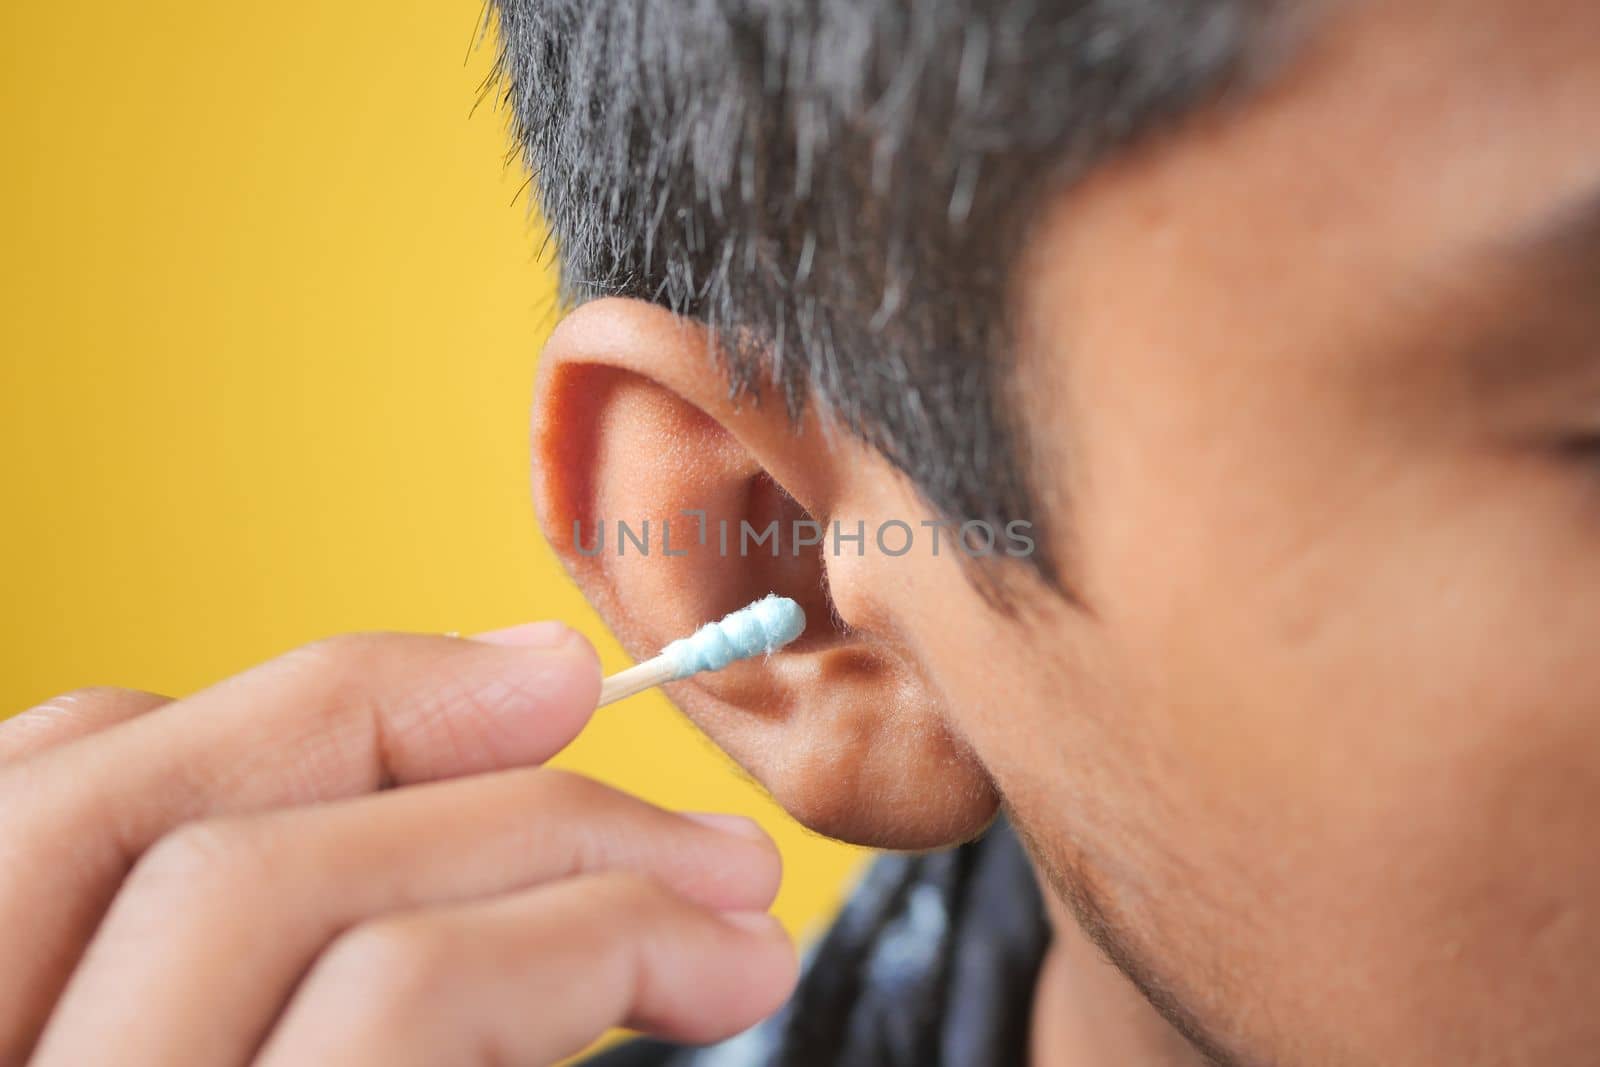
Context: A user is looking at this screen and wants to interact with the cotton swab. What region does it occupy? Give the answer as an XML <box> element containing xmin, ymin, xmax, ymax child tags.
<box><xmin>597</xmin><ymin>595</ymin><xmax>807</xmax><ymax>708</ymax></box>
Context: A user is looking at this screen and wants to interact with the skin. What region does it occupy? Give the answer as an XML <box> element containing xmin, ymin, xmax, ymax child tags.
<box><xmin>8</xmin><ymin>0</ymin><xmax>1595</xmax><ymax>1063</ymax></box>
<box><xmin>0</xmin><ymin>629</ymin><xmax>796</xmax><ymax>1065</ymax></box>
<box><xmin>536</xmin><ymin>0</ymin><xmax>1600</xmax><ymax>1063</ymax></box>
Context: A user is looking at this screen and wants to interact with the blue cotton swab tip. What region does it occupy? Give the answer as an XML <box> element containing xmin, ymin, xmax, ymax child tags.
<box><xmin>593</xmin><ymin>595</ymin><xmax>808</xmax><ymax>708</ymax></box>
<box><xmin>660</xmin><ymin>595</ymin><xmax>807</xmax><ymax>680</ymax></box>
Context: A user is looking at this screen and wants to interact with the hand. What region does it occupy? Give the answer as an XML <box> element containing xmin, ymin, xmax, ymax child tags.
<box><xmin>0</xmin><ymin>625</ymin><xmax>796</xmax><ymax>1066</ymax></box>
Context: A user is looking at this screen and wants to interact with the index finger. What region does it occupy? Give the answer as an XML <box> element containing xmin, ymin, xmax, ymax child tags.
<box><xmin>0</xmin><ymin>688</ymin><xmax>171</xmax><ymax>766</ymax></box>
<box><xmin>22</xmin><ymin>625</ymin><xmax>600</xmax><ymax>829</ymax></box>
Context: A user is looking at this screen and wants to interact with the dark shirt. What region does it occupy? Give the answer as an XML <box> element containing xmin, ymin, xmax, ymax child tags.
<box><xmin>586</xmin><ymin>818</ymin><xmax>1049</xmax><ymax>1067</ymax></box>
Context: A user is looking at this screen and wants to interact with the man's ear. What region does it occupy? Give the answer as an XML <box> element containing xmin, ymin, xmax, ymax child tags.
<box><xmin>532</xmin><ymin>297</ymin><xmax>999</xmax><ymax>849</ymax></box>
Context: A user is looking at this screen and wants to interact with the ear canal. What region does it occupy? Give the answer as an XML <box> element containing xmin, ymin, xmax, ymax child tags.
<box><xmin>530</xmin><ymin>297</ymin><xmax>1003</xmax><ymax>850</ymax></box>
<box><xmin>535</xmin><ymin>358</ymin><xmax>842</xmax><ymax>661</ymax></box>
<box><xmin>731</xmin><ymin>471</ymin><xmax>848</xmax><ymax>652</ymax></box>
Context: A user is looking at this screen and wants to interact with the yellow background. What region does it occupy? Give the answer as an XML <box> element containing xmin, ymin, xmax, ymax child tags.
<box><xmin>0</xmin><ymin>0</ymin><xmax>861</xmax><ymax>949</ymax></box>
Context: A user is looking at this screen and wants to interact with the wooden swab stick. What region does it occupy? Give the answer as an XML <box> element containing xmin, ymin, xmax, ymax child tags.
<box><xmin>597</xmin><ymin>595</ymin><xmax>806</xmax><ymax>708</ymax></box>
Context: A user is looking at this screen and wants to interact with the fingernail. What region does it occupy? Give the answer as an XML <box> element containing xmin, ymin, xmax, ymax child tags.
<box><xmin>471</xmin><ymin>621</ymin><xmax>576</xmax><ymax>648</ymax></box>
<box><xmin>721</xmin><ymin>911</ymin><xmax>788</xmax><ymax>939</ymax></box>
<box><xmin>682</xmin><ymin>812</ymin><xmax>770</xmax><ymax>842</ymax></box>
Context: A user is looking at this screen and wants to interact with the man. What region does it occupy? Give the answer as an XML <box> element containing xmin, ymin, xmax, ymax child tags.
<box><xmin>4</xmin><ymin>0</ymin><xmax>1597</xmax><ymax>1063</ymax></box>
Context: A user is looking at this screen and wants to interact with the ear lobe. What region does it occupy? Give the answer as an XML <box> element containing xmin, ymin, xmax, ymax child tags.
<box><xmin>532</xmin><ymin>297</ymin><xmax>1000</xmax><ymax>849</ymax></box>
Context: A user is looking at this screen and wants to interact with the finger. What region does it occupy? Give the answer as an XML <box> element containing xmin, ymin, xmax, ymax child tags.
<box><xmin>0</xmin><ymin>627</ymin><xmax>599</xmax><ymax>1062</ymax></box>
<box><xmin>257</xmin><ymin>872</ymin><xmax>798</xmax><ymax>1067</ymax></box>
<box><xmin>31</xmin><ymin>770</ymin><xmax>779</xmax><ymax>1067</ymax></box>
<box><xmin>0</xmin><ymin>688</ymin><xmax>171</xmax><ymax>765</ymax></box>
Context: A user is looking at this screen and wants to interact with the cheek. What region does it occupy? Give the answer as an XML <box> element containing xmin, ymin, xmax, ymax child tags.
<box><xmin>1087</xmin><ymin>433</ymin><xmax>1600</xmax><ymax>1053</ymax></box>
